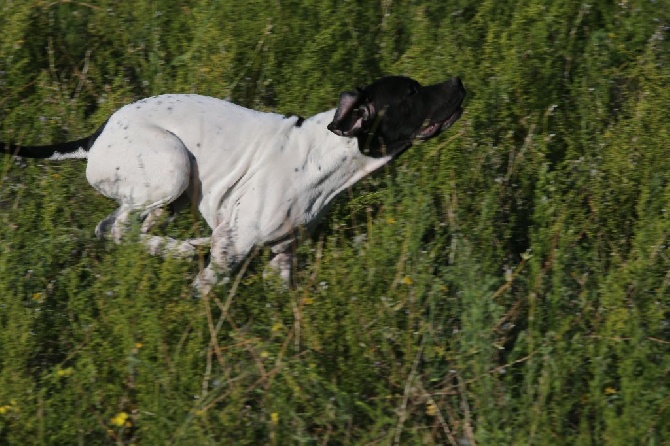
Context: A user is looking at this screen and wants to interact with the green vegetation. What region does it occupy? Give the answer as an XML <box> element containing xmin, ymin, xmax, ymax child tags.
<box><xmin>1</xmin><ymin>0</ymin><xmax>669</xmax><ymax>444</ymax></box>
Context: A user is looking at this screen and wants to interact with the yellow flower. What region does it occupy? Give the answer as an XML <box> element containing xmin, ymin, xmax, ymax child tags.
<box><xmin>260</xmin><ymin>351</ymin><xmax>270</xmax><ymax>359</ymax></box>
<box><xmin>134</xmin><ymin>342</ymin><xmax>144</xmax><ymax>349</ymax></box>
<box><xmin>0</xmin><ymin>405</ymin><xmax>11</xmax><ymax>415</ymax></box>
<box><xmin>271</xmin><ymin>322</ymin><xmax>284</xmax><ymax>333</ymax></box>
<box><xmin>605</xmin><ymin>387</ymin><xmax>617</xmax><ymax>395</ymax></box>
<box><xmin>270</xmin><ymin>412</ymin><xmax>279</xmax><ymax>424</ymax></box>
<box><xmin>56</xmin><ymin>367</ymin><xmax>74</xmax><ymax>378</ymax></box>
<box><xmin>111</xmin><ymin>411</ymin><xmax>129</xmax><ymax>427</ymax></box>
<box><xmin>386</xmin><ymin>217</ymin><xmax>396</xmax><ymax>224</ymax></box>
<box><xmin>426</xmin><ymin>402</ymin><xmax>437</xmax><ymax>416</ymax></box>
<box><xmin>402</xmin><ymin>276</ymin><xmax>413</xmax><ymax>286</ymax></box>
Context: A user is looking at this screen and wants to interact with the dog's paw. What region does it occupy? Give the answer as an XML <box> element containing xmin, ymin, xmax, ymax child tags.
<box><xmin>192</xmin><ymin>267</ymin><xmax>216</xmax><ymax>295</ymax></box>
<box><xmin>192</xmin><ymin>267</ymin><xmax>229</xmax><ymax>296</ymax></box>
<box><xmin>263</xmin><ymin>252</ymin><xmax>292</xmax><ymax>285</ymax></box>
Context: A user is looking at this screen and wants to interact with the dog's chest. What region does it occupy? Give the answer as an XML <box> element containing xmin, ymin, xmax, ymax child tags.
<box><xmin>212</xmin><ymin>140</ymin><xmax>363</xmax><ymax>241</ymax></box>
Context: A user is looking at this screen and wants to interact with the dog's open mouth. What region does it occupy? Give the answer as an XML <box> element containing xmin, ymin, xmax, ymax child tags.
<box><xmin>414</xmin><ymin>107</ymin><xmax>463</xmax><ymax>140</ymax></box>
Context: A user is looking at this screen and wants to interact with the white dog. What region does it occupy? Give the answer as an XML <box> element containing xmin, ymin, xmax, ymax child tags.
<box><xmin>2</xmin><ymin>76</ymin><xmax>465</xmax><ymax>293</ymax></box>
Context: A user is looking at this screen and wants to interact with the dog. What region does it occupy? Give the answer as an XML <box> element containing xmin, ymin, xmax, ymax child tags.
<box><xmin>1</xmin><ymin>75</ymin><xmax>465</xmax><ymax>293</ymax></box>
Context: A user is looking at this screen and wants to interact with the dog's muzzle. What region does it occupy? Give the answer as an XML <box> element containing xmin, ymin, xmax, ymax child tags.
<box><xmin>414</xmin><ymin>77</ymin><xmax>466</xmax><ymax>140</ymax></box>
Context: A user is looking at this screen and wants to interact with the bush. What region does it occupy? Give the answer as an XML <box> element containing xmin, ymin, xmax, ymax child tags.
<box><xmin>1</xmin><ymin>1</ymin><xmax>668</xmax><ymax>443</ymax></box>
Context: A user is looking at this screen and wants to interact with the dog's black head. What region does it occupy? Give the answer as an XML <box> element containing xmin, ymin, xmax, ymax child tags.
<box><xmin>327</xmin><ymin>76</ymin><xmax>465</xmax><ymax>158</ymax></box>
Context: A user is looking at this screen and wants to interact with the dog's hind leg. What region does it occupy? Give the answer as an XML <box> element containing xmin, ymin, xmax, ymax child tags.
<box><xmin>138</xmin><ymin>193</ymin><xmax>212</xmax><ymax>259</ymax></box>
<box><xmin>141</xmin><ymin>234</ymin><xmax>211</xmax><ymax>259</ymax></box>
<box><xmin>139</xmin><ymin>191</ymin><xmax>191</xmax><ymax>233</ymax></box>
<box><xmin>96</xmin><ymin>203</ymin><xmax>212</xmax><ymax>258</ymax></box>
<box><xmin>95</xmin><ymin>205</ymin><xmax>132</xmax><ymax>242</ymax></box>
<box><xmin>88</xmin><ymin>126</ymin><xmax>192</xmax><ymax>243</ymax></box>
<box><xmin>140</xmin><ymin>207</ymin><xmax>169</xmax><ymax>234</ymax></box>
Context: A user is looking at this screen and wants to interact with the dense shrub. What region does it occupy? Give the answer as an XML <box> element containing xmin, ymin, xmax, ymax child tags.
<box><xmin>1</xmin><ymin>1</ymin><xmax>668</xmax><ymax>443</ymax></box>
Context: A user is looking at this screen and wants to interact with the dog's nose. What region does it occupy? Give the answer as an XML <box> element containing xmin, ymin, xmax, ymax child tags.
<box><xmin>447</xmin><ymin>77</ymin><xmax>465</xmax><ymax>98</ymax></box>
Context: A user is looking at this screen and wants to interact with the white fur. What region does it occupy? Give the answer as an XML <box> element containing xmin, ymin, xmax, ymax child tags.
<box><xmin>85</xmin><ymin>94</ymin><xmax>393</xmax><ymax>293</ymax></box>
<box><xmin>48</xmin><ymin>147</ymin><xmax>87</xmax><ymax>160</ymax></box>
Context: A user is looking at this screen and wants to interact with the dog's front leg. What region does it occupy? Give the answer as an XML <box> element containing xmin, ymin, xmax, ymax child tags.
<box><xmin>263</xmin><ymin>240</ymin><xmax>295</xmax><ymax>285</ymax></box>
<box><xmin>193</xmin><ymin>223</ymin><xmax>251</xmax><ymax>295</ymax></box>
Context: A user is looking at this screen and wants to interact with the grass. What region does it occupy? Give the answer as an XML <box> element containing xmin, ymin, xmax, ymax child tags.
<box><xmin>1</xmin><ymin>0</ymin><xmax>669</xmax><ymax>444</ymax></box>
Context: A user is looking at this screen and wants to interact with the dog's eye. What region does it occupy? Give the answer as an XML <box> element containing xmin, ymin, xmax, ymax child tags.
<box><xmin>356</xmin><ymin>106</ymin><xmax>370</xmax><ymax>120</ymax></box>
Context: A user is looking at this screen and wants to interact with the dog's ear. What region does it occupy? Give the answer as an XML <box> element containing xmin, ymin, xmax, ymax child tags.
<box><xmin>327</xmin><ymin>90</ymin><xmax>367</xmax><ymax>137</ymax></box>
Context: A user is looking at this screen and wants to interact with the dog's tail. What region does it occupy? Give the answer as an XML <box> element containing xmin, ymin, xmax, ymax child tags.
<box><xmin>0</xmin><ymin>120</ymin><xmax>107</xmax><ymax>160</ymax></box>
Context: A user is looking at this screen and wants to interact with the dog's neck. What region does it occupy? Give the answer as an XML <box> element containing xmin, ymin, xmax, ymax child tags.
<box><xmin>290</xmin><ymin>109</ymin><xmax>394</xmax><ymax>188</ymax></box>
<box><xmin>245</xmin><ymin>109</ymin><xmax>394</xmax><ymax>233</ymax></box>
